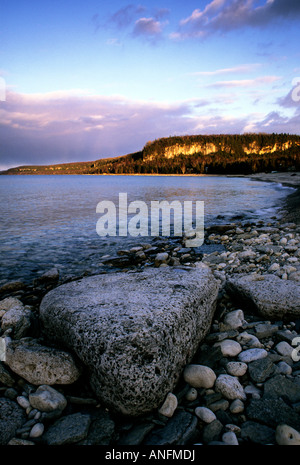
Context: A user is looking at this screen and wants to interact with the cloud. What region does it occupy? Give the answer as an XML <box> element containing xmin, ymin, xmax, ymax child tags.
<box><xmin>173</xmin><ymin>0</ymin><xmax>300</xmax><ymax>39</ymax></box>
<box><xmin>0</xmin><ymin>91</ymin><xmax>201</xmax><ymax>169</ymax></box>
<box><xmin>206</xmin><ymin>75</ymin><xmax>281</xmax><ymax>88</ymax></box>
<box><xmin>132</xmin><ymin>17</ymin><xmax>163</xmax><ymax>38</ymax></box>
<box><xmin>1</xmin><ymin>88</ymin><xmax>299</xmax><ymax>171</ymax></box>
<box><xmin>190</xmin><ymin>63</ymin><xmax>261</xmax><ymax>76</ymax></box>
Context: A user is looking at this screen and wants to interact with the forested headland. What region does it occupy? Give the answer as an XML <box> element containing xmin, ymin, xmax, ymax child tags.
<box><xmin>2</xmin><ymin>133</ymin><xmax>300</xmax><ymax>175</ymax></box>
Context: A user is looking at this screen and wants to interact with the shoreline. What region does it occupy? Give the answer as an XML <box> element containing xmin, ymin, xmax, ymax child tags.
<box><xmin>247</xmin><ymin>172</ymin><xmax>300</xmax><ymax>225</ymax></box>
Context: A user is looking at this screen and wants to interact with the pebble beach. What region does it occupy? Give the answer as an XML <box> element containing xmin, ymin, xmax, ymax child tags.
<box><xmin>0</xmin><ymin>171</ymin><xmax>300</xmax><ymax>447</ymax></box>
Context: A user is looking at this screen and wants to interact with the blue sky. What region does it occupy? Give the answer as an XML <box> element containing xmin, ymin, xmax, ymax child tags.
<box><xmin>0</xmin><ymin>0</ymin><xmax>300</xmax><ymax>169</ymax></box>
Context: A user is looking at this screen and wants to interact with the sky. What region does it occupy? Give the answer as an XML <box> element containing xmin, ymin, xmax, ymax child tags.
<box><xmin>0</xmin><ymin>0</ymin><xmax>300</xmax><ymax>170</ymax></box>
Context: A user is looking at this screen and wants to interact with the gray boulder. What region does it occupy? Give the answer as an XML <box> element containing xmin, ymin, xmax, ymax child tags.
<box><xmin>39</xmin><ymin>266</ymin><xmax>219</xmax><ymax>416</ymax></box>
<box><xmin>226</xmin><ymin>273</ymin><xmax>300</xmax><ymax>319</ymax></box>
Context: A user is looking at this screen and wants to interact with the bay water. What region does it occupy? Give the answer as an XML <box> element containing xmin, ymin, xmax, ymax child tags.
<box><xmin>0</xmin><ymin>174</ymin><xmax>294</xmax><ymax>284</ymax></box>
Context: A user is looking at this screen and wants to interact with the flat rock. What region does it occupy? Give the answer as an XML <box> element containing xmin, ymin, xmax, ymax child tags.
<box><xmin>226</xmin><ymin>274</ymin><xmax>300</xmax><ymax>319</ymax></box>
<box><xmin>263</xmin><ymin>375</ymin><xmax>300</xmax><ymax>404</ymax></box>
<box><xmin>39</xmin><ymin>267</ymin><xmax>219</xmax><ymax>416</ymax></box>
<box><xmin>248</xmin><ymin>356</ymin><xmax>275</xmax><ymax>383</ymax></box>
<box><xmin>241</xmin><ymin>421</ymin><xmax>276</xmax><ymax>444</ymax></box>
<box><xmin>43</xmin><ymin>413</ymin><xmax>91</xmax><ymax>445</ymax></box>
<box><xmin>247</xmin><ymin>397</ymin><xmax>300</xmax><ymax>430</ymax></box>
<box><xmin>144</xmin><ymin>410</ymin><xmax>198</xmax><ymax>445</ymax></box>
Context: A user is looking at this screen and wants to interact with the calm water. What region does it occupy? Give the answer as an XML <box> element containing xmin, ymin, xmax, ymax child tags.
<box><xmin>0</xmin><ymin>175</ymin><xmax>294</xmax><ymax>284</ymax></box>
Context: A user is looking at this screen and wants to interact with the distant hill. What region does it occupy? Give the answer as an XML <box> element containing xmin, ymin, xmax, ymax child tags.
<box><xmin>2</xmin><ymin>133</ymin><xmax>300</xmax><ymax>175</ymax></box>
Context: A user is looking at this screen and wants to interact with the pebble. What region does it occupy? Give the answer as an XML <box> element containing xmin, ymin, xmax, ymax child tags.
<box><xmin>215</xmin><ymin>374</ymin><xmax>246</xmax><ymax>401</ymax></box>
<box><xmin>158</xmin><ymin>393</ymin><xmax>178</xmax><ymax>418</ymax></box>
<box><xmin>275</xmin><ymin>424</ymin><xmax>300</xmax><ymax>445</ymax></box>
<box><xmin>226</xmin><ymin>361</ymin><xmax>248</xmax><ymax>377</ymax></box>
<box><xmin>222</xmin><ymin>431</ymin><xmax>239</xmax><ymax>445</ymax></box>
<box><xmin>183</xmin><ymin>364</ymin><xmax>216</xmax><ymax>389</ymax></box>
<box><xmin>229</xmin><ymin>399</ymin><xmax>244</xmax><ymax>414</ymax></box>
<box><xmin>237</xmin><ymin>348</ymin><xmax>268</xmax><ymax>363</ymax></box>
<box><xmin>214</xmin><ymin>339</ymin><xmax>242</xmax><ymax>357</ymax></box>
<box><xmin>195</xmin><ymin>406</ymin><xmax>216</xmax><ymax>424</ymax></box>
<box><xmin>17</xmin><ymin>396</ymin><xmax>30</xmax><ymax>410</ymax></box>
<box><xmin>275</xmin><ymin>341</ymin><xmax>293</xmax><ymax>357</ymax></box>
<box><xmin>29</xmin><ymin>423</ymin><xmax>44</xmax><ymax>438</ymax></box>
<box><xmin>29</xmin><ymin>385</ymin><xmax>67</xmax><ymax>413</ymax></box>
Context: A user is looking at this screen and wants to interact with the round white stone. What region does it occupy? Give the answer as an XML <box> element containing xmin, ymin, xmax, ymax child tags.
<box><xmin>158</xmin><ymin>392</ymin><xmax>178</xmax><ymax>418</ymax></box>
<box><xmin>214</xmin><ymin>339</ymin><xmax>242</xmax><ymax>357</ymax></box>
<box><xmin>195</xmin><ymin>406</ymin><xmax>216</xmax><ymax>424</ymax></box>
<box><xmin>183</xmin><ymin>364</ymin><xmax>216</xmax><ymax>389</ymax></box>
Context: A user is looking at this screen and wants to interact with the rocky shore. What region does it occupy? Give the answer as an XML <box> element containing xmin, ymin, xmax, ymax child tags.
<box><xmin>0</xmin><ymin>172</ymin><xmax>300</xmax><ymax>447</ymax></box>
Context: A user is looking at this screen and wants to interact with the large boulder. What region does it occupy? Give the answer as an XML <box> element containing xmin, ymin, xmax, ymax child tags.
<box><xmin>39</xmin><ymin>266</ymin><xmax>219</xmax><ymax>416</ymax></box>
<box><xmin>226</xmin><ymin>274</ymin><xmax>300</xmax><ymax>319</ymax></box>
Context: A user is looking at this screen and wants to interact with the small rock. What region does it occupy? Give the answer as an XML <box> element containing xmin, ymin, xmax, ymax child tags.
<box><xmin>237</xmin><ymin>348</ymin><xmax>268</xmax><ymax>363</ymax></box>
<box><xmin>221</xmin><ymin>309</ymin><xmax>245</xmax><ymax>330</ymax></box>
<box><xmin>183</xmin><ymin>364</ymin><xmax>216</xmax><ymax>389</ymax></box>
<box><xmin>202</xmin><ymin>419</ymin><xmax>223</xmax><ymax>444</ymax></box>
<box><xmin>29</xmin><ymin>385</ymin><xmax>67</xmax><ymax>413</ymax></box>
<box><xmin>277</xmin><ymin>361</ymin><xmax>292</xmax><ymax>375</ymax></box>
<box><xmin>0</xmin><ymin>398</ymin><xmax>26</xmax><ymax>445</ymax></box>
<box><xmin>185</xmin><ymin>388</ymin><xmax>198</xmax><ymax>402</ymax></box>
<box><xmin>214</xmin><ymin>339</ymin><xmax>242</xmax><ymax>357</ymax></box>
<box><xmin>5</xmin><ymin>339</ymin><xmax>81</xmax><ymax>385</ymax></box>
<box><xmin>275</xmin><ymin>341</ymin><xmax>293</xmax><ymax>357</ymax></box>
<box><xmin>8</xmin><ymin>438</ymin><xmax>35</xmax><ymax>445</ymax></box>
<box><xmin>222</xmin><ymin>431</ymin><xmax>239</xmax><ymax>445</ymax></box>
<box><xmin>158</xmin><ymin>392</ymin><xmax>178</xmax><ymax>418</ymax></box>
<box><xmin>226</xmin><ymin>361</ymin><xmax>247</xmax><ymax>377</ymax></box>
<box><xmin>230</xmin><ymin>399</ymin><xmax>244</xmax><ymax>414</ymax></box>
<box><xmin>215</xmin><ymin>374</ymin><xmax>246</xmax><ymax>401</ymax></box>
<box><xmin>237</xmin><ymin>331</ymin><xmax>263</xmax><ymax>348</ymax></box>
<box><xmin>44</xmin><ymin>413</ymin><xmax>91</xmax><ymax>445</ymax></box>
<box><xmin>154</xmin><ymin>252</ymin><xmax>169</xmax><ymax>266</ymax></box>
<box><xmin>29</xmin><ymin>423</ymin><xmax>44</xmax><ymax>438</ymax></box>
<box><xmin>248</xmin><ymin>356</ymin><xmax>275</xmax><ymax>383</ymax></box>
<box><xmin>195</xmin><ymin>406</ymin><xmax>216</xmax><ymax>424</ymax></box>
<box><xmin>241</xmin><ymin>421</ymin><xmax>276</xmax><ymax>444</ymax></box>
<box><xmin>17</xmin><ymin>396</ymin><xmax>30</xmax><ymax>410</ymax></box>
<box><xmin>276</xmin><ymin>424</ymin><xmax>300</xmax><ymax>445</ymax></box>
